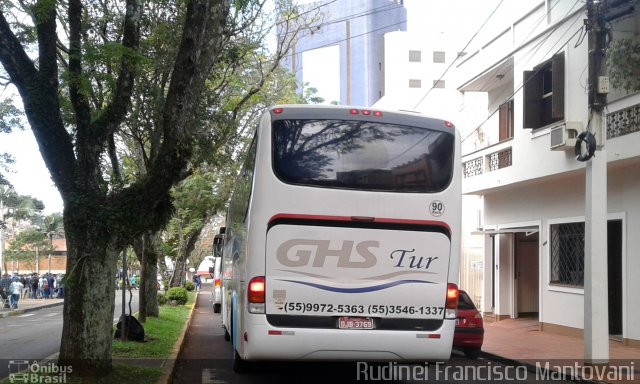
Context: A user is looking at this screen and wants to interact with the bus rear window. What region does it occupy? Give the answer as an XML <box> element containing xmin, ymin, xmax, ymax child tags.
<box><xmin>272</xmin><ymin>119</ymin><xmax>454</xmax><ymax>193</ymax></box>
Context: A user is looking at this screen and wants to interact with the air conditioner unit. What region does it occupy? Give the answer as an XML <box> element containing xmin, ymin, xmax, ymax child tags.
<box><xmin>550</xmin><ymin>122</ymin><xmax>581</xmax><ymax>150</ymax></box>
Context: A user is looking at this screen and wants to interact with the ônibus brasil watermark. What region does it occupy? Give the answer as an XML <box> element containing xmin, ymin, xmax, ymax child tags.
<box><xmin>8</xmin><ymin>360</ymin><xmax>72</xmax><ymax>384</ymax></box>
<box><xmin>356</xmin><ymin>361</ymin><xmax>636</xmax><ymax>382</ymax></box>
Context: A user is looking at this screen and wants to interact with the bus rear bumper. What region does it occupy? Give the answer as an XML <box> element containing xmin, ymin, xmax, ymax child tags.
<box><xmin>240</xmin><ymin>318</ymin><xmax>456</xmax><ymax>361</ymax></box>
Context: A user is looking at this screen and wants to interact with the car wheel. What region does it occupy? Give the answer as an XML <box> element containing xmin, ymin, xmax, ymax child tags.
<box><xmin>464</xmin><ymin>347</ymin><xmax>481</xmax><ymax>360</ymax></box>
<box><xmin>214</xmin><ymin>303</ymin><xmax>221</xmax><ymax>313</ymax></box>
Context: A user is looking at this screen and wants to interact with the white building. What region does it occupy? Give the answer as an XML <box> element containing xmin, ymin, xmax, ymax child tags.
<box><xmin>455</xmin><ymin>0</ymin><xmax>640</xmax><ymax>347</ymax></box>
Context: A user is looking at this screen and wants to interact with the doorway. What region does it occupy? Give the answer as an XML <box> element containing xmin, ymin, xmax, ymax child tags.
<box><xmin>514</xmin><ymin>232</ymin><xmax>539</xmax><ymax>318</ymax></box>
<box><xmin>608</xmin><ymin>220</ymin><xmax>623</xmax><ymax>337</ymax></box>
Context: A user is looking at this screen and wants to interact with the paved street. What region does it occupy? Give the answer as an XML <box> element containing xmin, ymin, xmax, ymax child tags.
<box><xmin>0</xmin><ymin>291</ymin><xmax>139</xmax><ymax>380</ymax></box>
<box><xmin>172</xmin><ymin>286</ymin><xmax>575</xmax><ymax>384</ymax></box>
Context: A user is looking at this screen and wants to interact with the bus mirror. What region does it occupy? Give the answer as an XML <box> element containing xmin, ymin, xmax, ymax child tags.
<box><xmin>209</xmin><ymin>266</ymin><xmax>215</xmax><ymax>274</ymax></box>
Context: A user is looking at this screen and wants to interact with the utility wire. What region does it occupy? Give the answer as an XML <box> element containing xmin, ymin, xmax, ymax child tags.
<box><xmin>277</xmin><ymin>0</ymin><xmax>338</xmax><ymax>26</ymax></box>
<box><xmin>460</xmin><ymin>18</ymin><xmax>585</xmax><ymax>145</ymax></box>
<box><xmin>290</xmin><ymin>19</ymin><xmax>407</xmax><ymax>60</ymax></box>
<box><xmin>279</xmin><ymin>2</ymin><xmax>403</xmax><ymax>36</ymax></box>
<box><xmin>462</xmin><ymin>0</ymin><xmax>581</xmax><ymax>97</ymax></box>
<box><xmin>413</xmin><ymin>0</ymin><xmax>506</xmax><ymax>110</ymax></box>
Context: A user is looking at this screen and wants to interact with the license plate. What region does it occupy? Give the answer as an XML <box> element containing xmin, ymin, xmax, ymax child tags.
<box><xmin>338</xmin><ymin>317</ymin><xmax>374</xmax><ymax>330</ymax></box>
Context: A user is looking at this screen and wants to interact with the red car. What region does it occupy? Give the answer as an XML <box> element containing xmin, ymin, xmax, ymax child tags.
<box><xmin>453</xmin><ymin>290</ymin><xmax>484</xmax><ymax>359</ymax></box>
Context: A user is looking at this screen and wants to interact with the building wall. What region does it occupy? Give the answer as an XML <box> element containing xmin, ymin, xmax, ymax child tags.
<box><xmin>282</xmin><ymin>0</ymin><xmax>406</xmax><ymax>106</ymax></box>
<box><xmin>481</xmin><ymin>159</ymin><xmax>640</xmax><ymax>341</ymax></box>
<box><xmin>376</xmin><ymin>30</ymin><xmax>464</xmax><ymax>119</ymax></box>
<box><xmin>5</xmin><ymin>255</ymin><xmax>66</xmax><ymax>275</ymax></box>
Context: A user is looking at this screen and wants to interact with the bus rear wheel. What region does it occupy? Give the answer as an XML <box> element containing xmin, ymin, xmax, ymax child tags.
<box><xmin>233</xmin><ymin>349</ymin><xmax>252</xmax><ymax>373</ymax></box>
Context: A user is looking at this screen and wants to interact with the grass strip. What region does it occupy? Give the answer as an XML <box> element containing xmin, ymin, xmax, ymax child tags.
<box><xmin>113</xmin><ymin>290</ymin><xmax>195</xmax><ymax>360</ymax></box>
<box><xmin>1</xmin><ymin>291</ymin><xmax>196</xmax><ymax>384</ymax></box>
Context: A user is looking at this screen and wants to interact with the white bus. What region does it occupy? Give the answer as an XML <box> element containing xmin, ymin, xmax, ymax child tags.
<box><xmin>221</xmin><ymin>105</ymin><xmax>461</xmax><ymax>372</ymax></box>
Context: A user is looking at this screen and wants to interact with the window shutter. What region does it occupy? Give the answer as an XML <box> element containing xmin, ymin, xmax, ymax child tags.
<box><xmin>499</xmin><ymin>100</ymin><xmax>514</xmax><ymax>141</ymax></box>
<box><xmin>499</xmin><ymin>103</ymin><xmax>508</xmax><ymax>140</ymax></box>
<box><xmin>523</xmin><ymin>70</ymin><xmax>542</xmax><ymax>129</ymax></box>
<box><xmin>551</xmin><ymin>52</ymin><xmax>565</xmax><ymax>120</ymax></box>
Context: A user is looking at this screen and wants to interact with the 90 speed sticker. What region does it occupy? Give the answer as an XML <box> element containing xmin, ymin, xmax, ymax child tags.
<box><xmin>429</xmin><ymin>200</ymin><xmax>445</xmax><ymax>217</ymax></box>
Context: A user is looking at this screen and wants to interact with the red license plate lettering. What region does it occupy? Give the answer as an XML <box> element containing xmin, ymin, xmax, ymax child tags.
<box><xmin>338</xmin><ymin>317</ymin><xmax>374</xmax><ymax>329</ymax></box>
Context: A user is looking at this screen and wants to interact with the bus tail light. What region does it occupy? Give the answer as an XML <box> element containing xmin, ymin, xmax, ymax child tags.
<box><xmin>248</xmin><ymin>276</ymin><xmax>266</xmax><ymax>314</ymax></box>
<box><xmin>445</xmin><ymin>283</ymin><xmax>459</xmax><ymax>319</ymax></box>
<box><xmin>349</xmin><ymin>108</ymin><xmax>383</xmax><ymax>116</ymax></box>
<box><xmin>214</xmin><ymin>278</ymin><xmax>221</xmax><ymax>288</ymax></box>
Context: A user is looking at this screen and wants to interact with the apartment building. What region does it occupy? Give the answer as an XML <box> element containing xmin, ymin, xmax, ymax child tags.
<box><xmin>281</xmin><ymin>0</ymin><xmax>407</xmax><ymax>106</ymax></box>
<box><xmin>455</xmin><ymin>0</ymin><xmax>640</xmax><ymax>346</ymax></box>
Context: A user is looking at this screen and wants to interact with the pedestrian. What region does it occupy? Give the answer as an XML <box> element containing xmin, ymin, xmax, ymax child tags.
<box><xmin>46</xmin><ymin>274</ymin><xmax>55</xmax><ymax>299</ymax></box>
<box><xmin>56</xmin><ymin>274</ymin><xmax>65</xmax><ymax>299</ymax></box>
<box><xmin>19</xmin><ymin>275</ymin><xmax>28</xmax><ymax>299</ymax></box>
<box><xmin>131</xmin><ymin>275</ymin><xmax>137</xmax><ymax>290</ymax></box>
<box><xmin>39</xmin><ymin>274</ymin><xmax>47</xmax><ymax>298</ymax></box>
<box><xmin>29</xmin><ymin>274</ymin><xmax>38</xmax><ymax>299</ymax></box>
<box><xmin>196</xmin><ymin>275</ymin><xmax>202</xmax><ymax>291</ymax></box>
<box><xmin>9</xmin><ymin>275</ymin><xmax>24</xmax><ymax>310</ymax></box>
<box><xmin>0</xmin><ymin>274</ymin><xmax>11</xmax><ymax>308</ymax></box>
<box><xmin>42</xmin><ymin>275</ymin><xmax>50</xmax><ymax>299</ymax></box>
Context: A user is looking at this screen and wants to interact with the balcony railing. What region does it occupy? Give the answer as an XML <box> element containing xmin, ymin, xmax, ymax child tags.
<box><xmin>607</xmin><ymin>103</ymin><xmax>640</xmax><ymax>139</ymax></box>
<box><xmin>463</xmin><ymin>147</ymin><xmax>512</xmax><ymax>178</ymax></box>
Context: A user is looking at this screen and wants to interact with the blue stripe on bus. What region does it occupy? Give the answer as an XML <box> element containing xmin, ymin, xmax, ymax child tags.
<box><xmin>278</xmin><ymin>279</ymin><xmax>436</xmax><ymax>293</ymax></box>
<box><xmin>232</xmin><ymin>292</ymin><xmax>238</xmax><ymax>349</ymax></box>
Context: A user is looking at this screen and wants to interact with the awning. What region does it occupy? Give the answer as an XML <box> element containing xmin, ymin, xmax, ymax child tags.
<box><xmin>472</xmin><ymin>226</ymin><xmax>539</xmax><ymax>236</ymax></box>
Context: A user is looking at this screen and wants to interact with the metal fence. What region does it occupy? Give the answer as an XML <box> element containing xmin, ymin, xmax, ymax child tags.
<box><xmin>459</xmin><ymin>247</ymin><xmax>484</xmax><ymax>309</ymax></box>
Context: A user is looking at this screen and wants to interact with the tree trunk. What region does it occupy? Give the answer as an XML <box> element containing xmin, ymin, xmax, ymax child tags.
<box><xmin>169</xmin><ymin>258</ymin><xmax>185</xmax><ymax>287</ymax></box>
<box><xmin>133</xmin><ymin>232</ymin><xmax>160</xmax><ymax>322</ymax></box>
<box><xmin>58</xmin><ymin>232</ymin><xmax>119</xmax><ymax>375</ymax></box>
<box><xmin>138</xmin><ymin>238</ymin><xmax>147</xmax><ymax>323</ymax></box>
<box><xmin>141</xmin><ymin>256</ymin><xmax>158</xmax><ymax>316</ymax></box>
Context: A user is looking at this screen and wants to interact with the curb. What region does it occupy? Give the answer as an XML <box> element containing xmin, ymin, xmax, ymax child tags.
<box><xmin>479</xmin><ymin>351</ymin><xmax>599</xmax><ymax>383</ymax></box>
<box><xmin>156</xmin><ymin>290</ymin><xmax>199</xmax><ymax>384</ymax></box>
<box><xmin>0</xmin><ymin>300</ymin><xmax>64</xmax><ymax>318</ymax></box>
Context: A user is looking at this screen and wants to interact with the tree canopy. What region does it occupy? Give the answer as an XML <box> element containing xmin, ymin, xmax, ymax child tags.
<box><xmin>0</xmin><ymin>0</ymin><xmax>321</xmax><ymax>375</ymax></box>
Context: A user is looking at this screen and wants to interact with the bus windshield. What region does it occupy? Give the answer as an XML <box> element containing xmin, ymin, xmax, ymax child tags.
<box><xmin>272</xmin><ymin>119</ymin><xmax>455</xmax><ymax>192</ymax></box>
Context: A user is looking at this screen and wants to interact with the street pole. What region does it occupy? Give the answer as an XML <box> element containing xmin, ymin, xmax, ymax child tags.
<box><xmin>584</xmin><ymin>0</ymin><xmax>609</xmax><ymax>364</ymax></box>
<box><xmin>121</xmin><ymin>249</ymin><xmax>127</xmax><ymax>341</ymax></box>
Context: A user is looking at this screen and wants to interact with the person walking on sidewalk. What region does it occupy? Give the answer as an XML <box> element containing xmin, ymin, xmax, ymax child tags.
<box><xmin>56</xmin><ymin>274</ymin><xmax>65</xmax><ymax>299</ymax></box>
<box><xmin>9</xmin><ymin>275</ymin><xmax>24</xmax><ymax>310</ymax></box>
<box><xmin>29</xmin><ymin>273</ymin><xmax>38</xmax><ymax>299</ymax></box>
<box><xmin>46</xmin><ymin>274</ymin><xmax>55</xmax><ymax>299</ymax></box>
<box><xmin>38</xmin><ymin>274</ymin><xmax>46</xmax><ymax>298</ymax></box>
<box><xmin>0</xmin><ymin>274</ymin><xmax>11</xmax><ymax>309</ymax></box>
<box><xmin>19</xmin><ymin>275</ymin><xmax>28</xmax><ymax>299</ymax></box>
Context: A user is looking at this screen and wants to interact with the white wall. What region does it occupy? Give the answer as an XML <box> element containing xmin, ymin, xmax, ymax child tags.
<box><xmin>377</xmin><ymin>31</ymin><xmax>463</xmax><ymax>119</ymax></box>
<box><xmin>479</xmin><ymin>160</ymin><xmax>640</xmax><ymax>338</ymax></box>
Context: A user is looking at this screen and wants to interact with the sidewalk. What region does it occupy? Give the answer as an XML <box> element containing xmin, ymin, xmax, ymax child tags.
<box><xmin>481</xmin><ymin>318</ymin><xmax>640</xmax><ymax>383</ymax></box>
<box><xmin>0</xmin><ymin>296</ymin><xmax>64</xmax><ymax>317</ymax></box>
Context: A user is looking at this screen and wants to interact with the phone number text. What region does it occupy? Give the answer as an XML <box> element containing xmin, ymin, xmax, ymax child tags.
<box><xmin>282</xmin><ymin>302</ymin><xmax>444</xmax><ymax>316</ymax></box>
